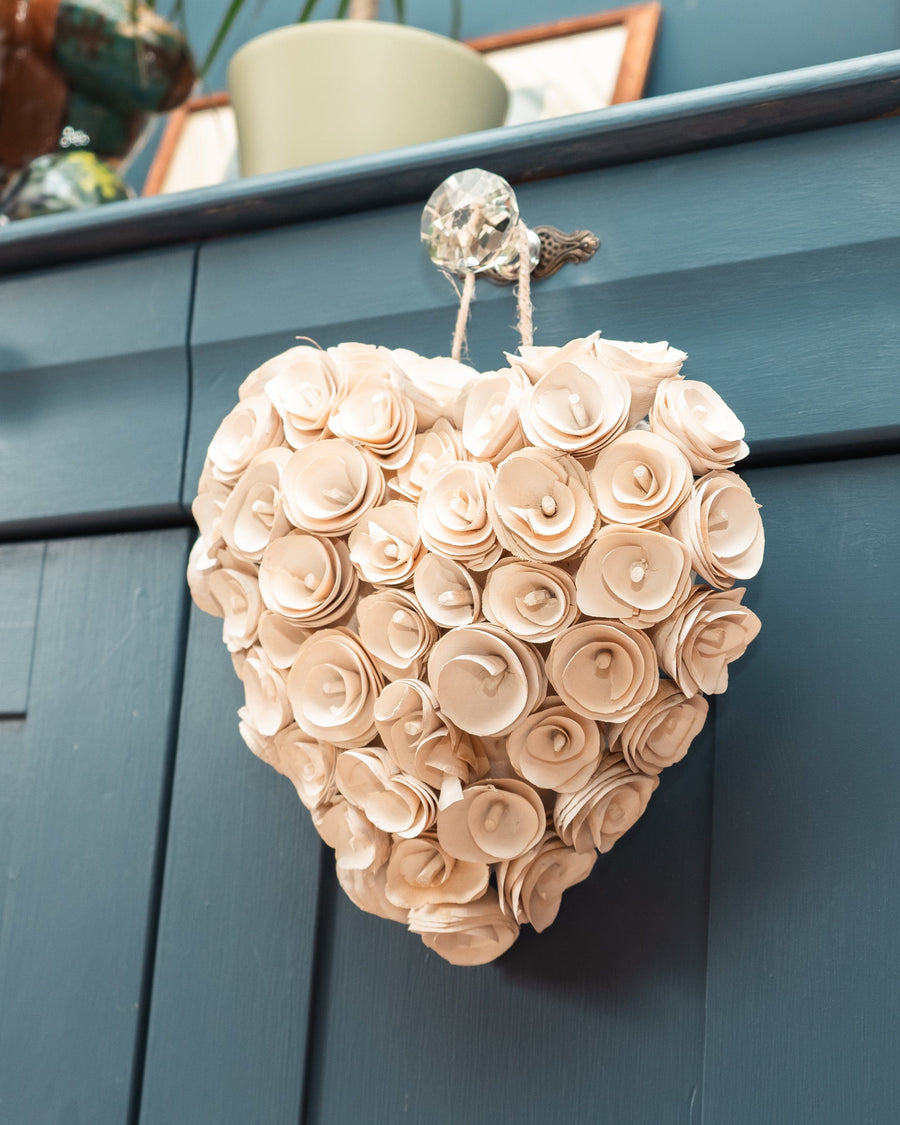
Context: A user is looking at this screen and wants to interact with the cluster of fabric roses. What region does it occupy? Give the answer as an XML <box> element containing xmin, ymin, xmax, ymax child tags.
<box><xmin>188</xmin><ymin>331</ymin><xmax>763</xmax><ymax>966</ymax></box>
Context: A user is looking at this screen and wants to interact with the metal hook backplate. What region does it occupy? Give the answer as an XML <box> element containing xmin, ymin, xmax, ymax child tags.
<box><xmin>484</xmin><ymin>225</ymin><xmax>600</xmax><ymax>285</ymax></box>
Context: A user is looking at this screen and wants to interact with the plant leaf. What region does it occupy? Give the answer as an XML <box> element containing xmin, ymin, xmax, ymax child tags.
<box><xmin>200</xmin><ymin>0</ymin><xmax>246</xmax><ymax>79</ymax></box>
<box><xmin>297</xmin><ymin>0</ymin><xmax>320</xmax><ymax>20</ymax></box>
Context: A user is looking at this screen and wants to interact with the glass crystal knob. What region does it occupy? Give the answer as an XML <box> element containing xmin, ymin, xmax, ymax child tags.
<box><xmin>420</xmin><ymin>168</ymin><xmax>540</xmax><ymax>275</ymax></box>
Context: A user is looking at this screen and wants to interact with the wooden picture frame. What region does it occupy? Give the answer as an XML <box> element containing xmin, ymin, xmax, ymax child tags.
<box><xmin>144</xmin><ymin>3</ymin><xmax>660</xmax><ymax>196</ymax></box>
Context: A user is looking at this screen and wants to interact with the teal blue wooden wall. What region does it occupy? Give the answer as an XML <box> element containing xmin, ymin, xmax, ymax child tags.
<box><xmin>1</xmin><ymin>103</ymin><xmax>899</xmax><ymax>1123</ymax></box>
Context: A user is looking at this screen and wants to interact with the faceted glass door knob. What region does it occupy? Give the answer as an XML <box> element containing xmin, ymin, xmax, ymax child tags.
<box><xmin>420</xmin><ymin>168</ymin><xmax>540</xmax><ymax>275</ymax></box>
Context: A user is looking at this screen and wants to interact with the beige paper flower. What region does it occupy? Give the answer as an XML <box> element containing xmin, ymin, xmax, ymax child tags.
<box><xmin>506</xmin><ymin>697</ymin><xmax>603</xmax><ymax>793</ymax></box>
<box><xmin>281</xmin><ymin>439</ymin><xmax>385</xmax><ymax>536</ymax></box>
<box><xmin>373</xmin><ymin>679</ymin><xmax>482</xmax><ymax>796</ymax></box>
<box><xmin>260</xmin><ymin>345</ymin><xmax>346</xmax><ymax>447</ymax></box>
<box><xmin>357</xmin><ymin>590</ymin><xmax>438</xmax><ymax>680</ymax></box>
<box><xmin>259</xmin><ymin>532</ymin><xmax>357</xmax><ymax>628</ymax></box>
<box><xmin>328</xmin><ymin>376</ymin><xmax>416</xmax><ymax>469</ymax></box>
<box><xmin>575</xmin><ymin>524</ymin><xmax>693</xmax><ymax>627</ymax></box>
<box><xmin>490</xmin><ymin>448</ymin><xmax>598</xmax><ymax>563</ymax></box>
<box><xmin>436</xmin><ymin>778</ymin><xmax>546</xmax><ymax>863</ymax></box>
<box><xmin>506</xmin><ymin>332</ymin><xmax>601</xmax><ymax>384</ymax></box>
<box><xmin>192</xmin><ymin>462</ymin><xmax>232</xmax><ymax>543</ymax></box>
<box><xmin>496</xmin><ymin>831</ymin><xmax>596</xmax><ymax>932</ymax></box>
<box><xmin>234</xmin><ymin>644</ymin><xmax>292</xmax><ymax>737</ymax></box>
<box><xmin>237</xmin><ymin>705</ymin><xmax>281</xmax><ymax>773</ymax></box>
<box><xmin>418</xmin><ymin>460</ymin><xmax>501</xmax><ymax>571</ymax></box>
<box><xmin>347</xmin><ymin>501</ymin><xmax>425</xmax><ymax>587</ymax></box>
<box><xmin>206</xmin><ymin>394</ymin><xmax>283</xmax><ymax>484</ymax></box>
<box><xmin>207</xmin><ymin>566</ymin><xmax>263</xmax><ymax>652</ymax></box>
<box><xmin>273</xmin><ymin>724</ymin><xmax>337</xmax><ymax>809</ymax></box>
<box><xmin>554</xmin><ymin>753</ymin><xmax>659</xmax><ymax>853</ymax></box>
<box><xmin>384</xmin><ymin>834</ymin><xmax>489</xmax><ymax>910</ymax></box>
<box><xmin>391</xmin><ymin>419</ymin><xmax>466</xmax><ymax>501</ymax></box>
<box><xmin>408</xmin><ymin>890</ymin><xmax>520</xmax><ymax>966</ymax></box>
<box><xmin>521</xmin><ymin>359</ymin><xmax>631</xmax><ymax>458</ymax></box>
<box><xmin>336</xmin><ymin>863</ymin><xmax>410</xmax><ymax>925</ymax></box>
<box><xmin>314</xmin><ymin>798</ymin><xmax>391</xmax><ymax>873</ymax></box>
<box><xmin>594</xmin><ymin>338</ymin><xmax>686</xmax><ymax>423</ymax></box>
<box><xmin>650</xmin><ymin>378</ymin><xmax>749</xmax><ymax>472</ymax></box>
<box><xmin>546</xmin><ymin>620</ymin><xmax>659</xmax><ymax>723</ymax></box>
<box><xmin>286</xmin><ymin>628</ymin><xmax>383</xmax><ymax>747</ymax></box>
<box><xmin>590</xmin><ymin>430</ymin><xmax>692</xmax><ymax>526</ymax></box>
<box><xmin>412</xmin><ymin>553</ymin><xmax>481</xmax><ymax>628</ymax></box>
<box><xmin>482</xmin><ymin>559</ymin><xmax>578</xmax><ymax>643</ymax></box>
<box><xmin>335</xmin><ymin>747</ymin><xmax>437</xmax><ymax>838</ymax></box>
<box><xmin>652</xmin><ymin>585</ymin><xmax>761</xmax><ymax>697</ymax></box>
<box><xmin>609</xmin><ymin>681</ymin><xmax>708</xmax><ymax>775</ymax></box>
<box><xmin>219</xmin><ymin>448</ymin><xmax>292</xmax><ymax>564</ymax></box>
<box><xmin>390</xmin><ymin>349</ymin><xmax>479</xmax><ymax>428</ymax></box>
<box><xmin>428</xmin><ymin>624</ymin><xmax>547</xmax><ymax>738</ymax></box>
<box><xmin>668</xmin><ymin>471</ymin><xmax>764</xmax><ymax>589</ymax></box>
<box><xmin>327</xmin><ymin>341</ymin><xmax>398</xmax><ymax>388</ymax></box>
<box><xmin>257</xmin><ymin>611</ymin><xmax>310</xmax><ymax>669</ymax></box>
<box><xmin>186</xmin><ymin>535</ymin><xmax>224</xmax><ymax>618</ymax></box>
<box><xmin>461</xmin><ymin>368</ymin><xmax>528</xmax><ymax>462</ymax></box>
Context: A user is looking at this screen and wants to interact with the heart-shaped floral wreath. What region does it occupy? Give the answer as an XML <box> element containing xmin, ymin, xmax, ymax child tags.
<box><xmin>188</xmin><ymin>332</ymin><xmax>763</xmax><ymax>966</ymax></box>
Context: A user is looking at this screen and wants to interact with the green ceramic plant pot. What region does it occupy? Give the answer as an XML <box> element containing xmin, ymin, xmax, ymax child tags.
<box><xmin>228</xmin><ymin>20</ymin><xmax>509</xmax><ymax>177</ymax></box>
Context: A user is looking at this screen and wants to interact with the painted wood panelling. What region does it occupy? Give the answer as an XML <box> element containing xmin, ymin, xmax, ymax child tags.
<box><xmin>703</xmin><ymin>456</ymin><xmax>900</xmax><ymax>1123</ymax></box>
<box><xmin>0</xmin><ymin>530</ymin><xmax>191</xmax><ymax>1124</ymax></box>
<box><xmin>0</xmin><ymin>248</ymin><xmax>194</xmax><ymax>534</ymax></box>
<box><xmin>184</xmin><ymin>117</ymin><xmax>900</xmax><ymax>502</ymax></box>
<box><xmin>138</xmin><ymin>606</ymin><xmax>322</xmax><ymax>1125</ymax></box>
<box><xmin>0</xmin><ymin>542</ymin><xmax>43</xmax><ymax>713</ymax></box>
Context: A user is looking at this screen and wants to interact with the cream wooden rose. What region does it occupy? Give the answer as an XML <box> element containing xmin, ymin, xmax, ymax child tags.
<box><xmin>189</xmin><ymin>332</ymin><xmax>763</xmax><ymax>965</ymax></box>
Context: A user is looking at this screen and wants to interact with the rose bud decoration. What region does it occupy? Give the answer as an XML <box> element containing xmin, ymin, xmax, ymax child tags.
<box><xmin>373</xmin><ymin>678</ymin><xmax>483</xmax><ymax>803</ymax></box>
<box><xmin>594</xmin><ymin>337</ymin><xmax>686</xmax><ymax>423</ymax></box>
<box><xmin>259</xmin><ymin>532</ymin><xmax>358</xmax><ymax>628</ymax></box>
<box><xmin>462</xmin><ymin>368</ymin><xmax>528</xmax><ymax>462</ymax></box>
<box><xmin>546</xmin><ymin>621</ymin><xmax>659</xmax><ymax>723</ymax></box>
<box><xmin>207</xmin><ymin>394</ymin><xmax>283</xmax><ymax>484</ymax></box>
<box><xmin>408</xmin><ymin>890</ymin><xmax>520</xmax><ymax>966</ymax></box>
<box><xmin>384</xmin><ymin>835</ymin><xmax>490</xmax><ymax>910</ymax></box>
<box><xmin>263</xmin><ymin>345</ymin><xmax>346</xmax><ymax>447</ymax></box>
<box><xmin>190</xmin><ymin>333</ymin><xmax>763</xmax><ymax>964</ymax></box>
<box><xmin>650</xmin><ymin>378</ymin><xmax>749</xmax><ymax>472</ymax></box>
<box><xmin>668</xmin><ymin>470</ymin><xmax>765</xmax><ymax>589</ymax></box>
<box><xmin>334</xmin><ymin>748</ymin><xmax>437</xmax><ymax>838</ymax></box>
<box><xmin>286</xmin><ymin>628</ymin><xmax>383</xmax><ymax>747</ymax></box>
<box><xmin>652</xmin><ymin>585</ymin><xmax>761</xmax><ymax>697</ymax></box>
<box><xmin>575</xmin><ymin>524</ymin><xmax>693</xmax><ymax>627</ymax></box>
<box><xmin>520</xmin><ymin>358</ymin><xmax>631</xmax><ymax>459</ymax></box>
<box><xmin>554</xmin><ymin>753</ymin><xmax>659</xmax><ymax>854</ymax></box>
<box><xmin>482</xmin><ymin>558</ymin><xmax>579</xmax><ymax>643</ymax></box>
<box><xmin>392</xmin><ymin>419</ymin><xmax>466</xmax><ymax>502</ymax></box>
<box><xmin>412</xmin><ymin>553</ymin><xmax>481</xmax><ymax>628</ymax></box>
<box><xmin>328</xmin><ymin>376</ymin><xmax>416</xmax><ymax>469</ymax></box>
<box><xmin>497</xmin><ymin>831</ymin><xmax>597</xmax><ymax>932</ymax></box>
<box><xmin>490</xmin><ymin>447</ymin><xmax>598</xmax><ymax>563</ymax></box>
<box><xmin>506</xmin><ymin>697</ymin><xmax>604</xmax><ymax>793</ymax></box>
<box><xmin>348</xmin><ymin>501</ymin><xmax>425</xmax><ymax>587</ymax></box>
<box><xmin>436</xmin><ymin>778</ymin><xmax>546</xmax><ymax>864</ymax></box>
<box><xmin>418</xmin><ymin>460</ymin><xmax>501</xmax><ymax>571</ymax></box>
<box><xmin>609</xmin><ymin>681</ymin><xmax>708</xmax><ymax>776</ymax></box>
<box><xmin>591</xmin><ymin>430</ymin><xmax>693</xmax><ymax>526</ymax></box>
<box><xmin>273</xmin><ymin>725</ymin><xmax>337</xmax><ymax>810</ymax></box>
<box><xmin>281</xmin><ymin>438</ymin><xmax>384</xmax><ymax>536</ymax></box>
<box><xmin>357</xmin><ymin>590</ymin><xmax>438</xmax><ymax>680</ymax></box>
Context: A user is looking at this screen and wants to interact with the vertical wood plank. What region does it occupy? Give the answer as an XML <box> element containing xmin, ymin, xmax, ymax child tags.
<box><xmin>139</xmin><ymin>606</ymin><xmax>322</xmax><ymax>1125</ymax></box>
<box><xmin>0</xmin><ymin>529</ymin><xmax>191</xmax><ymax>1124</ymax></box>
<box><xmin>703</xmin><ymin>456</ymin><xmax>900</xmax><ymax>1123</ymax></box>
<box><xmin>0</xmin><ymin>542</ymin><xmax>44</xmax><ymax>714</ymax></box>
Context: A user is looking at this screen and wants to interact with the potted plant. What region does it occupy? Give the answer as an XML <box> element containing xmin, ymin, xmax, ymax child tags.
<box><xmin>203</xmin><ymin>0</ymin><xmax>509</xmax><ymax>176</ymax></box>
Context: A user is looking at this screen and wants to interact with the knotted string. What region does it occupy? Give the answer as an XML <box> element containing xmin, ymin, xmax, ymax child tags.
<box><xmin>450</xmin><ymin>271</ymin><xmax>476</xmax><ymax>362</ymax></box>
